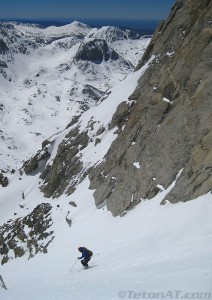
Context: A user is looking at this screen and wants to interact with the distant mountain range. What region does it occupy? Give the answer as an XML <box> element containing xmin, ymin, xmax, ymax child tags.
<box><xmin>0</xmin><ymin>18</ymin><xmax>160</xmax><ymax>35</ymax></box>
<box><xmin>0</xmin><ymin>20</ymin><xmax>150</xmax><ymax>171</ymax></box>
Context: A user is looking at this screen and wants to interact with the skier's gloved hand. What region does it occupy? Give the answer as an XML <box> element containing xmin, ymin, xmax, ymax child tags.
<box><xmin>78</xmin><ymin>257</ymin><xmax>81</xmax><ymax>259</ymax></box>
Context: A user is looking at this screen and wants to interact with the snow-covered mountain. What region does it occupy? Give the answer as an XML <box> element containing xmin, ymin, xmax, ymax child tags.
<box><xmin>0</xmin><ymin>21</ymin><xmax>150</xmax><ymax>171</ymax></box>
<box><xmin>0</xmin><ymin>0</ymin><xmax>212</xmax><ymax>298</ymax></box>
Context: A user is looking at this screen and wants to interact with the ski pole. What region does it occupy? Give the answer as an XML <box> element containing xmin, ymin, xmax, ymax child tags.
<box><xmin>0</xmin><ymin>275</ymin><xmax>7</xmax><ymax>290</ymax></box>
<box><xmin>93</xmin><ymin>253</ymin><xmax>99</xmax><ymax>257</ymax></box>
<box><xmin>69</xmin><ymin>259</ymin><xmax>78</xmax><ymax>272</ymax></box>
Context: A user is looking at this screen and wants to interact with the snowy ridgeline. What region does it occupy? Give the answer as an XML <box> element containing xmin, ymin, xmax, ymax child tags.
<box><xmin>0</xmin><ymin>20</ymin><xmax>150</xmax><ymax>171</ymax></box>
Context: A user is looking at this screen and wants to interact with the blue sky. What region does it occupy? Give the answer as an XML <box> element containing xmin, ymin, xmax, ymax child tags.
<box><xmin>0</xmin><ymin>0</ymin><xmax>175</xmax><ymax>21</ymax></box>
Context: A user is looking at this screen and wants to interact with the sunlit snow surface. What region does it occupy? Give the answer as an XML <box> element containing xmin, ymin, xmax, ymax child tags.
<box><xmin>0</xmin><ymin>174</ymin><xmax>211</xmax><ymax>299</ymax></box>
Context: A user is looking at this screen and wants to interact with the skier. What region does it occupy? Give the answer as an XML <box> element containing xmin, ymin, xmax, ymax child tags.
<box><xmin>78</xmin><ymin>247</ymin><xmax>93</xmax><ymax>268</ymax></box>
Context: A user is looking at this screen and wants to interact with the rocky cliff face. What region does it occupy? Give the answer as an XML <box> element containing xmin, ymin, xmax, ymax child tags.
<box><xmin>0</xmin><ymin>203</ymin><xmax>54</xmax><ymax>265</ymax></box>
<box><xmin>89</xmin><ymin>0</ymin><xmax>212</xmax><ymax>215</ymax></box>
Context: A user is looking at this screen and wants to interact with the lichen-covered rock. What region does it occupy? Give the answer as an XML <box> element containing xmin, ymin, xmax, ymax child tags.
<box><xmin>0</xmin><ymin>203</ymin><xmax>54</xmax><ymax>265</ymax></box>
<box><xmin>89</xmin><ymin>0</ymin><xmax>212</xmax><ymax>216</ymax></box>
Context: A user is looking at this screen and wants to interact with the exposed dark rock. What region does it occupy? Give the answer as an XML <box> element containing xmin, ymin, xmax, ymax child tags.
<box><xmin>0</xmin><ymin>60</ymin><xmax>7</xmax><ymax>68</ymax></box>
<box><xmin>0</xmin><ymin>38</ymin><xmax>9</xmax><ymax>54</ymax></box>
<box><xmin>42</xmin><ymin>139</ymin><xmax>51</xmax><ymax>149</ymax></box>
<box><xmin>0</xmin><ymin>170</ymin><xmax>9</xmax><ymax>187</ymax></box>
<box><xmin>65</xmin><ymin>115</ymin><xmax>80</xmax><ymax>129</ymax></box>
<box><xmin>69</xmin><ymin>201</ymin><xmax>77</xmax><ymax>207</ymax></box>
<box><xmin>75</xmin><ymin>39</ymin><xmax>120</xmax><ymax>63</ymax></box>
<box><xmin>95</xmin><ymin>138</ymin><xmax>101</xmax><ymax>146</ymax></box>
<box><xmin>23</xmin><ymin>147</ymin><xmax>51</xmax><ymax>174</ymax></box>
<box><xmin>96</xmin><ymin>126</ymin><xmax>105</xmax><ymax>136</ymax></box>
<box><xmin>40</xmin><ymin>128</ymin><xmax>89</xmax><ymax>198</ymax></box>
<box><xmin>82</xmin><ymin>84</ymin><xmax>104</xmax><ymax>101</ymax></box>
<box><xmin>0</xmin><ymin>203</ymin><xmax>54</xmax><ymax>264</ymax></box>
<box><xmin>0</xmin><ymin>67</ymin><xmax>7</xmax><ymax>78</ymax></box>
<box><xmin>89</xmin><ymin>0</ymin><xmax>212</xmax><ymax>216</ymax></box>
<box><xmin>108</xmin><ymin>101</ymin><xmax>135</xmax><ymax>130</ymax></box>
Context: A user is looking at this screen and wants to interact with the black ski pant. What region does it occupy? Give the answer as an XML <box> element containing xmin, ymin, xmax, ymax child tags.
<box><xmin>81</xmin><ymin>257</ymin><xmax>91</xmax><ymax>267</ymax></box>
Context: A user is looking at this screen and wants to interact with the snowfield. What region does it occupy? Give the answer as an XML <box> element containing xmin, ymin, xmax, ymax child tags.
<box><xmin>0</xmin><ymin>175</ymin><xmax>211</xmax><ymax>299</ymax></box>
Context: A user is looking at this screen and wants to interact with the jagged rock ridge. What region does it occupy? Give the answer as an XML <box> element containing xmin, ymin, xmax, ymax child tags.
<box><xmin>87</xmin><ymin>26</ymin><xmax>139</xmax><ymax>42</ymax></box>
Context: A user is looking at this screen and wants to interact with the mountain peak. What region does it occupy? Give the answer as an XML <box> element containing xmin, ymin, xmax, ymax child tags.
<box><xmin>74</xmin><ymin>39</ymin><xmax>120</xmax><ymax>63</ymax></box>
<box><xmin>88</xmin><ymin>25</ymin><xmax>139</xmax><ymax>42</ymax></box>
<box><xmin>71</xmin><ymin>20</ymin><xmax>90</xmax><ymax>28</ymax></box>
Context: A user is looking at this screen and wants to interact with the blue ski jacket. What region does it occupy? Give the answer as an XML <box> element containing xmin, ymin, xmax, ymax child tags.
<box><xmin>78</xmin><ymin>247</ymin><xmax>92</xmax><ymax>259</ymax></box>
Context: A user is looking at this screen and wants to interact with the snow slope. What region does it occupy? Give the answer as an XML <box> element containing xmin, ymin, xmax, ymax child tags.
<box><xmin>0</xmin><ymin>175</ymin><xmax>211</xmax><ymax>299</ymax></box>
<box><xmin>0</xmin><ymin>58</ymin><xmax>211</xmax><ymax>299</ymax></box>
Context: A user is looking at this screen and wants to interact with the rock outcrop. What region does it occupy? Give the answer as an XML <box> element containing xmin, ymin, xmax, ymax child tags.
<box><xmin>0</xmin><ymin>38</ymin><xmax>9</xmax><ymax>54</ymax></box>
<box><xmin>87</xmin><ymin>26</ymin><xmax>139</xmax><ymax>42</ymax></box>
<box><xmin>89</xmin><ymin>0</ymin><xmax>212</xmax><ymax>215</ymax></box>
<box><xmin>0</xmin><ymin>170</ymin><xmax>9</xmax><ymax>187</ymax></box>
<box><xmin>74</xmin><ymin>39</ymin><xmax>120</xmax><ymax>63</ymax></box>
<box><xmin>23</xmin><ymin>146</ymin><xmax>51</xmax><ymax>175</ymax></box>
<box><xmin>40</xmin><ymin>127</ymin><xmax>89</xmax><ymax>198</ymax></box>
<box><xmin>0</xmin><ymin>203</ymin><xmax>54</xmax><ymax>265</ymax></box>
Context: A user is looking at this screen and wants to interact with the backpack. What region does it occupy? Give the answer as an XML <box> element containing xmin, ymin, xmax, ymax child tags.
<box><xmin>83</xmin><ymin>247</ymin><xmax>93</xmax><ymax>257</ymax></box>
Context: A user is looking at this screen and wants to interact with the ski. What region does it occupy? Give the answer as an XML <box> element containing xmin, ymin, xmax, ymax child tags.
<box><xmin>79</xmin><ymin>265</ymin><xmax>98</xmax><ymax>272</ymax></box>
